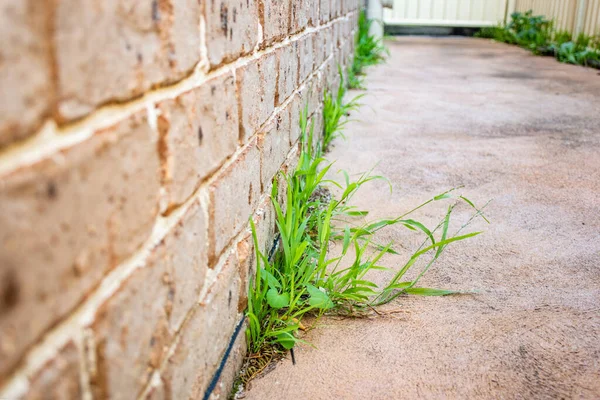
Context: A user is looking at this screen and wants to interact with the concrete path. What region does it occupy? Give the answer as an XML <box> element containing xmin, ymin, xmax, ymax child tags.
<box><xmin>244</xmin><ymin>37</ymin><xmax>600</xmax><ymax>399</ymax></box>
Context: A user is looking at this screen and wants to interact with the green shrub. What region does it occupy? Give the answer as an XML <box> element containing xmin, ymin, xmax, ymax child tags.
<box><xmin>475</xmin><ymin>25</ymin><xmax>517</xmax><ymax>44</ymax></box>
<box><xmin>476</xmin><ymin>10</ymin><xmax>600</xmax><ymax>68</ymax></box>
<box><xmin>508</xmin><ymin>11</ymin><xmax>553</xmax><ymax>53</ymax></box>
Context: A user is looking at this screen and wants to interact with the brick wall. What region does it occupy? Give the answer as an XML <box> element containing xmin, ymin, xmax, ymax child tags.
<box><xmin>0</xmin><ymin>1</ymin><xmax>359</xmax><ymax>398</ymax></box>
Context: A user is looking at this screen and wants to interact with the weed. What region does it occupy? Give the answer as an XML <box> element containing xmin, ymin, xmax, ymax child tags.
<box><xmin>348</xmin><ymin>10</ymin><xmax>388</xmax><ymax>89</ymax></box>
<box><xmin>322</xmin><ymin>68</ymin><xmax>363</xmax><ymax>152</ymax></box>
<box><xmin>244</xmin><ymin>102</ymin><xmax>488</xmax><ymax>361</ymax></box>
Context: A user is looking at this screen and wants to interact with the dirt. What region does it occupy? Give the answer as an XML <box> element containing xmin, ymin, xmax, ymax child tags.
<box><xmin>241</xmin><ymin>37</ymin><xmax>600</xmax><ymax>399</ymax></box>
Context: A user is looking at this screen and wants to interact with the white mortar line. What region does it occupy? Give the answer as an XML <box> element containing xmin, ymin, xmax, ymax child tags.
<box><xmin>0</xmin><ymin>12</ymin><xmax>354</xmax><ymax>178</ymax></box>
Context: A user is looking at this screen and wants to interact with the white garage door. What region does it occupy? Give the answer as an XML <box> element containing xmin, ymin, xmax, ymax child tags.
<box><xmin>383</xmin><ymin>0</ymin><xmax>510</xmax><ymax>27</ymax></box>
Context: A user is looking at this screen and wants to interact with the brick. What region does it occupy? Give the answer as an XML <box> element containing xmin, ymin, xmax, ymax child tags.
<box><xmin>342</xmin><ymin>0</ymin><xmax>350</xmax><ymax>14</ymax></box>
<box><xmin>308</xmin><ymin>0</ymin><xmax>319</xmax><ymax>26</ymax></box>
<box><xmin>0</xmin><ymin>112</ymin><xmax>160</xmax><ymax>379</ymax></box>
<box><xmin>236</xmin><ymin>197</ymin><xmax>274</xmax><ymax>318</ymax></box>
<box><xmin>344</xmin><ymin>16</ymin><xmax>355</xmax><ymax>38</ymax></box>
<box><xmin>307</xmin><ymin>71</ymin><xmax>324</xmax><ymax>117</ymax></box>
<box><xmin>259</xmin><ymin>111</ymin><xmax>291</xmax><ymax>190</ymax></box>
<box><xmin>25</xmin><ymin>341</ymin><xmax>82</xmax><ymax>400</ymax></box>
<box><xmin>332</xmin><ymin>20</ymin><xmax>342</xmax><ymax>50</ymax></box>
<box><xmin>209</xmin><ymin>137</ymin><xmax>261</xmax><ymax>265</ymax></box>
<box><xmin>206</xmin><ymin>0</ymin><xmax>258</xmax><ymax>67</ymax></box>
<box><xmin>314</xmin><ymin>27</ymin><xmax>332</xmax><ymax>68</ymax></box>
<box><xmin>294</xmin><ymin>73</ymin><xmax>322</xmax><ymax>123</ymax></box>
<box><xmin>341</xmin><ymin>38</ymin><xmax>353</xmax><ymax>71</ymax></box>
<box><xmin>261</xmin><ymin>0</ymin><xmax>290</xmax><ymax>45</ymax></box>
<box><xmin>289</xmin><ymin>92</ymin><xmax>304</xmax><ymax>146</ymax></box>
<box><xmin>161</xmin><ymin>198</ymin><xmax>208</xmax><ymax>331</ymax></box>
<box><xmin>311</xmin><ymin>107</ymin><xmax>325</xmax><ymax>148</ymax></box>
<box><xmin>207</xmin><ymin>321</ymin><xmax>247</xmax><ymax>400</ymax></box>
<box><xmin>90</xmin><ymin>260</ymin><xmax>171</xmax><ymax>399</ymax></box>
<box><xmin>55</xmin><ymin>0</ymin><xmax>201</xmax><ymax>121</ymax></box>
<box><xmin>272</xmin><ymin>147</ymin><xmax>300</xmax><ymax>213</ymax></box>
<box><xmin>298</xmin><ymin>34</ymin><xmax>315</xmax><ymax>83</ymax></box>
<box><xmin>331</xmin><ymin>0</ymin><xmax>341</xmax><ymax>18</ymax></box>
<box><xmin>275</xmin><ymin>43</ymin><xmax>299</xmax><ymax>106</ymax></box>
<box><xmin>237</xmin><ymin>54</ymin><xmax>277</xmax><ymax>143</ymax></box>
<box><xmin>319</xmin><ymin>0</ymin><xmax>331</xmax><ymax>23</ymax></box>
<box><xmin>89</xmin><ymin>197</ymin><xmax>207</xmax><ymax>399</ymax></box>
<box><xmin>324</xmin><ymin>56</ymin><xmax>341</xmax><ymax>94</ymax></box>
<box><xmin>161</xmin><ymin>253</ymin><xmax>242</xmax><ymax>400</ymax></box>
<box><xmin>0</xmin><ymin>0</ymin><xmax>53</xmax><ymax>148</ymax></box>
<box><xmin>290</xmin><ymin>0</ymin><xmax>318</xmax><ymax>33</ymax></box>
<box><xmin>157</xmin><ymin>73</ymin><xmax>239</xmax><ymax>213</ymax></box>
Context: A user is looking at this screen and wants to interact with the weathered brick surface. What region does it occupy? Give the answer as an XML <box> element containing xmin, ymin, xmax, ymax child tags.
<box><xmin>207</xmin><ymin>320</ymin><xmax>247</xmax><ymax>400</ymax></box>
<box><xmin>157</xmin><ymin>73</ymin><xmax>239</xmax><ymax>213</ymax></box>
<box><xmin>55</xmin><ymin>0</ymin><xmax>201</xmax><ymax>121</ymax></box>
<box><xmin>0</xmin><ymin>1</ymin><xmax>359</xmax><ymax>396</ymax></box>
<box><xmin>332</xmin><ymin>19</ymin><xmax>343</xmax><ymax>50</ymax></box>
<box><xmin>289</xmin><ymin>92</ymin><xmax>305</xmax><ymax>146</ymax></box>
<box><xmin>0</xmin><ymin>0</ymin><xmax>53</xmax><ymax>148</ymax></box>
<box><xmin>307</xmin><ymin>71</ymin><xmax>325</xmax><ymax>117</ymax></box>
<box><xmin>161</xmin><ymin>252</ymin><xmax>242</xmax><ymax>400</ymax></box>
<box><xmin>237</xmin><ymin>54</ymin><xmax>277</xmax><ymax>143</ymax></box>
<box><xmin>298</xmin><ymin>34</ymin><xmax>315</xmax><ymax>83</ymax></box>
<box><xmin>290</xmin><ymin>0</ymin><xmax>318</xmax><ymax>33</ymax></box>
<box><xmin>90</xmin><ymin>258</ymin><xmax>171</xmax><ymax>400</ymax></box>
<box><xmin>259</xmin><ymin>111</ymin><xmax>291</xmax><ymax>190</ymax></box>
<box><xmin>311</xmin><ymin>107</ymin><xmax>325</xmax><ymax>148</ymax></box>
<box><xmin>236</xmin><ymin>193</ymin><xmax>277</xmax><ymax>314</ymax></box>
<box><xmin>0</xmin><ymin>112</ymin><xmax>160</xmax><ymax>379</ymax></box>
<box><xmin>25</xmin><ymin>341</ymin><xmax>82</xmax><ymax>400</ymax></box>
<box><xmin>206</xmin><ymin>0</ymin><xmax>258</xmax><ymax>67</ymax></box>
<box><xmin>320</xmin><ymin>0</ymin><xmax>332</xmax><ymax>23</ymax></box>
<box><xmin>324</xmin><ymin>56</ymin><xmax>342</xmax><ymax>95</ymax></box>
<box><xmin>276</xmin><ymin>43</ymin><xmax>299</xmax><ymax>106</ymax></box>
<box><xmin>314</xmin><ymin>26</ymin><xmax>332</xmax><ymax>67</ymax></box>
<box><xmin>261</xmin><ymin>0</ymin><xmax>290</xmax><ymax>46</ymax></box>
<box><xmin>209</xmin><ymin>137</ymin><xmax>261</xmax><ymax>265</ymax></box>
<box><xmin>89</xmin><ymin>197</ymin><xmax>207</xmax><ymax>399</ymax></box>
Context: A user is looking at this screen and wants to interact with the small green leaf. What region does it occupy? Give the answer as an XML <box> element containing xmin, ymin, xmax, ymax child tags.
<box><xmin>266</xmin><ymin>288</ymin><xmax>290</xmax><ymax>309</ymax></box>
<box><xmin>306</xmin><ymin>284</ymin><xmax>333</xmax><ymax>309</ymax></box>
<box><xmin>262</xmin><ymin>269</ymin><xmax>282</xmax><ymax>290</ymax></box>
<box><xmin>434</xmin><ymin>193</ymin><xmax>452</xmax><ymax>200</ymax></box>
<box><xmin>404</xmin><ymin>287</ymin><xmax>458</xmax><ymax>296</ymax></box>
<box><xmin>387</xmin><ymin>282</ymin><xmax>412</xmax><ymax>290</ymax></box>
<box><xmin>276</xmin><ymin>332</ymin><xmax>296</xmax><ymax>350</ymax></box>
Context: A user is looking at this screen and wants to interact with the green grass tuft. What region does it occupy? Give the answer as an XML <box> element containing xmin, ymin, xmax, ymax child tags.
<box><xmin>245</xmin><ymin>97</ymin><xmax>489</xmax><ymax>358</ymax></box>
<box><xmin>348</xmin><ymin>10</ymin><xmax>389</xmax><ymax>89</ymax></box>
<box><xmin>322</xmin><ymin>67</ymin><xmax>363</xmax><ymax>152</ymax></box>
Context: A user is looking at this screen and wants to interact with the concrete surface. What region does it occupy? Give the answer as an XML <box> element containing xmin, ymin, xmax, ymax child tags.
<box><xmin>243</xmin><ymin>37</ymin><xmax>600</xmax><ymax>399</ymax></box>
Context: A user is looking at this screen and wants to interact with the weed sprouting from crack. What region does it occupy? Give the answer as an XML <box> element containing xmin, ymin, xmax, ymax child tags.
<box><xmin>234</xmin><ymin>15</ymin><xmax>491</xmax><ymax>395</ymax></box>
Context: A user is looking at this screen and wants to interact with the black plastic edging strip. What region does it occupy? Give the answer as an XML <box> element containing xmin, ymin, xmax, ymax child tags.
<box><xmin>202</xmin><ymin>234</ymin><xmax>281</xmax><ymax>400</ymax></box>
<box><xmin>202</xmin><ymin>315</ymin><xmax>246</xmax><ymax>400</ymax></box>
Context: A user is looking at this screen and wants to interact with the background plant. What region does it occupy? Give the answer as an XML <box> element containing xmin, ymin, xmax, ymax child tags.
<box><xmin>475</xmin><ymin>10</ymin><xmax>600</xmax><ymax>68</ymax></box>
<box><xmin>348</xmin><ymin>10</ymin><xmax>389</xmax><ymax>89</ymax></box>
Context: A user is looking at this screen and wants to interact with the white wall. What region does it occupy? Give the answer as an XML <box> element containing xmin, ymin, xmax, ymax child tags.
<box><xmin>384</xmin><ymin>0</ymin><xmax>509</xmax><ymax>27</ymax></box>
